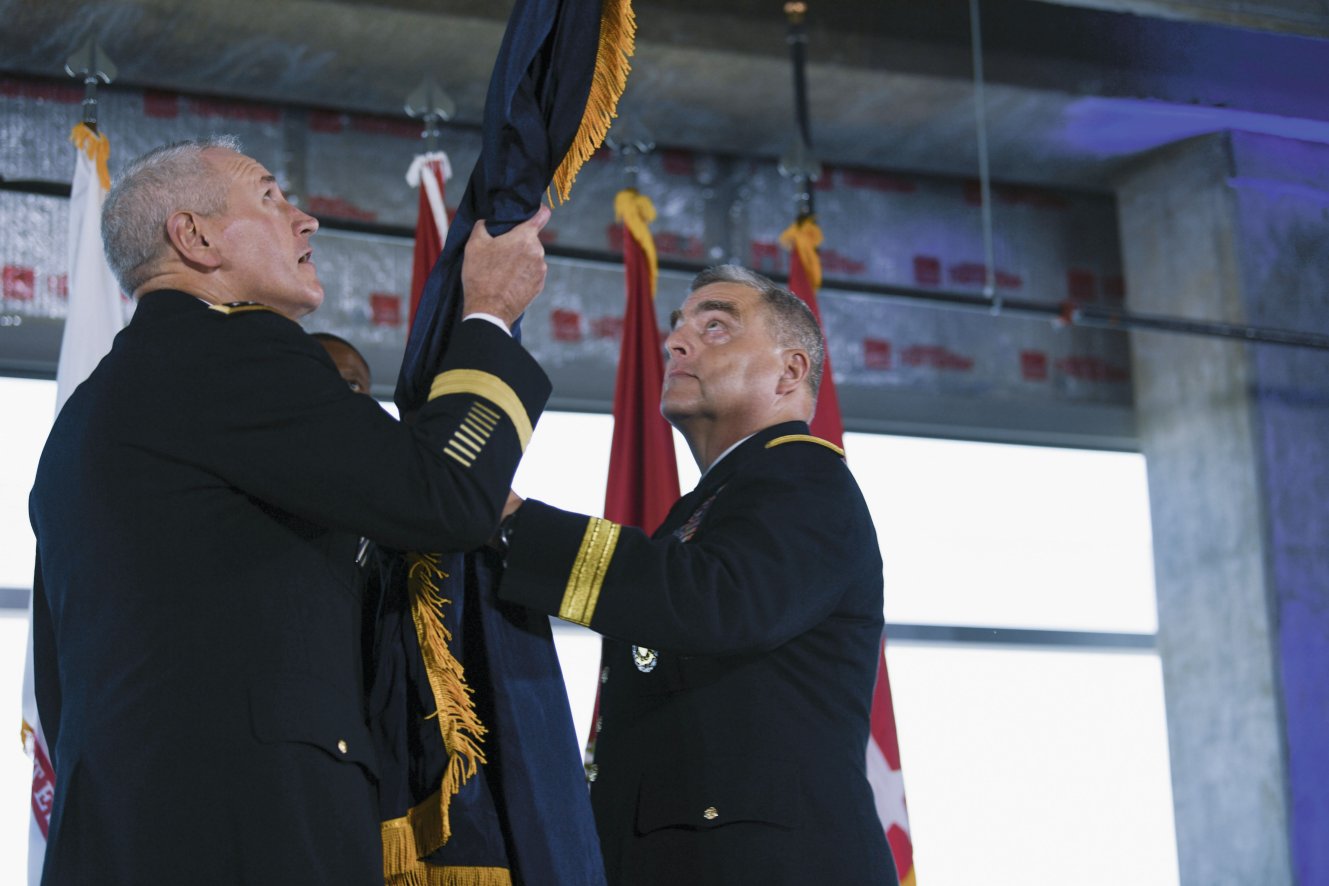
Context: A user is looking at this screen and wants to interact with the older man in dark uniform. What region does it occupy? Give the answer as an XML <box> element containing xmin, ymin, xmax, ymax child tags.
<box><xmin>29</xmin><ymin>136</ymin><xmax>552</xmax><ymax>885</ymax></box>
<box><xmin>496</xmin><ymin>266</ymin><xmax>897</xmax><ymax>885</ymax></box>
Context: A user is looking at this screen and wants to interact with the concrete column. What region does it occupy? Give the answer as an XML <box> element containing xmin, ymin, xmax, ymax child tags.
<box><xmin>1117</xmin><ymin>131</ymin><xmax>1329</xmax><ymax>886</ymax></box>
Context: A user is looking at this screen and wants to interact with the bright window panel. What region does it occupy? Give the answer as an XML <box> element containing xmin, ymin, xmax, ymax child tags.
<box><xmin>845</xmin><ymin>433</ymin><xmax>1158</xmax><ymax>633</ymax></box>
<box><xmin>887</xmin><ymin>643</ymin><xmax>1179</xmax><ymax>885</ymax></box>
<box><xmin>0</xmin><ymin>378</ymin><xmax>54</xmax><ymax>590</ymax></box>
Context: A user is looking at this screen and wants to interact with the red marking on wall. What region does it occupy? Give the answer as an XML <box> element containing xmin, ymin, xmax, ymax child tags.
<box><xmin>913</xmin><ymin>255</ymin><xmax>942</xmax><ymax>287</ymax></box>
<box><xmin>863</xmin><ymin>338</ymin><xmax>893</xmax><ymax>370</ymax></box>
<box><xmin>308</xmin><ymin>110</ymin><xmax>345</xmax><ymax>133</ymax></box>
<box><xmin>142</xmin><ymin>91</ymin><xmax>181</xmax><ymax>118</ymax></box>
<box><xmin>901</xmin><ymin>344</ymin><xmax>974</xmax><ymax>372</ymax></box>
<box><xmin>369</xmin><ymin>293</ymin><xmax>402</xmax><ymax>327</ymax></box>
<box><xmin>551</xmin><ymin>309</ymin><xmax>583</xmax><ymax>342</ymax></box>
<box><xmin>186</xmin><ymin>97</ymin><xmax>282</xmax><ymax>123</ymax></box>
<box><xmin>48</xmin><ymin>274</ymin><xmax>68</xmax><ymax>300</ymax></box>
<box><xmin>841</xmin><ymin>169</ymin><xmax>918</xmax><ymax>194</ymax></box>
<box><xmin>1103</xmin><ymin>275</ymin><xmax>1126</xmax><ymax>302</ymax></box>
<box><xmin>1055</xmin><ymin>355</ymin><xmax>1130</xmax><ymax>383</ymax></box>
<box><xmin>964</xmin><ymin>180</ymin><xmax>1070</xmax><ymax>210</ymax></box>
<box><xmin>948</xmin><ymin>262</ymin><xmax>1023</xmax><ymax>290</ymax></box>
<box><xmin>3</xmin><ymin>265</ymin><xmax>35</xmax><ymax>301</ymax></box>
<box><xmin>591</xmin><ymin>316</ymin><xmax>624</xmax><ymax>340</ymax></box>
<box><xmin>605</xmin><ymin>224</ymin><xmax>625</xmax><ymax>252</ymax></box>
<box><xmin>1020</xmin><ymin>350</ymin><xmax>1048</xmax><ymax>381</ymax></box>
<box><xmin>306</xmin><ymin>196</ymin><xmax>378</xmax><ymax>223</ymax></box>
<box><xmin>0</xmin><ymin>79</ymin><xmax>82</xmax><ymax>103</ymax></box>
<box><xmin>656</xmin><ymin>230</ymin><xmax>705</xmax><ymax>260</ymax></box>
<box><xmin>822</xmin><ymin>249</ymin><xmax>867</xmax><ymax>276</ymax></box>
<box><xmin>1066</xmin><ymin>268</ymin><xmax>1098</xmax><ymax>302</ymax></box>
<box><xmin>750</xmin><ymin>240</ymin><xmax>783</xmax><ymax>274</ymax></box>
<box><xmin>350</xmin><ymin>115</ymin><xmax>420</xmax><ymax>139</ymax></box>
<box><xmin>661</xmin><ymin>149</ymin><xmax>696</xmax><ymax>177</ymax></box>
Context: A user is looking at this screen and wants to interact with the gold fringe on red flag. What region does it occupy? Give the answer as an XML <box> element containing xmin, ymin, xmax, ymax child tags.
<box><xmin>70</xmin><ymin>123</ymin><xmax>111</xmax><ymax>192</ymax></box>
<box><xmin>551</xmin><ymin>0</ymin><xmax>637</xmax><ymax>204</ymax></box>
<box><xmin>779</xmin><ymin>215</ymin><xmax>824</xmax><ymax>291</ymax></box>
<box><xmin>614</xmin><ymin>188</ymin><xmax>658</xmax><ymax>297</ymax></box>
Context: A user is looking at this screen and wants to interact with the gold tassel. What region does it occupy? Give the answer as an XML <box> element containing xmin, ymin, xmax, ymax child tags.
<box><xmin>551</xmin><ymin>0</ymin><xmax>637</xmax><ymax>204</ymax></box>
<box><xmin>69</xmin><ymin>123</ymin><xmax>112</xmax><ymax>192</ymax></box>
<box><xmin>614</xmin><ymin>188</ymin><xmax>658</xmax><ymax>297</ymax></box>
<box><xmin>779</xmin><ymin>216</ymin><xmax>825</xmax><ymax>292</ymax></box>
<box><xmin>380</xmin><ymin>552</ymin><xmax>488</xmax><ymax>871</ymax></box>
<box><xmin>383</xmin><ymin>815</ymin><xmax>512</xmax><ymax>886</ymax></box>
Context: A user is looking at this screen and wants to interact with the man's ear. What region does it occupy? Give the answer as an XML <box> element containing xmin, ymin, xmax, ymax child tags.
<box><xmin>776</xmin><ymin>349</ymin><xmax>811</xmax><ymax>395</ymax></box>
<box><xmin>165</xmin><ymin>210</ymin><xmax>221</xmax><ymax>271</ymax></box>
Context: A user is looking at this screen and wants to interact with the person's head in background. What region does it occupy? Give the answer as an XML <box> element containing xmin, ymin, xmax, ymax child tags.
<box><xmin>312</xmin><ymin>332</ymin><xmax>372</xmax><ymax>395</ymax></box>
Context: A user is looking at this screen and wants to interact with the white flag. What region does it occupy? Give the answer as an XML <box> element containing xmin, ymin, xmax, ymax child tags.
<box><xmin>22</xmin><ymin>122</ymin><xmax>126</xmax><ymax>885</ymax></box>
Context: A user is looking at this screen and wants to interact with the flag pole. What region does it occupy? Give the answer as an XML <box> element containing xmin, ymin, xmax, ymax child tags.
<box><xmin>64</xmin><ymin>39</ymin><xmax>117</xmax><ymax>133</ymax></box>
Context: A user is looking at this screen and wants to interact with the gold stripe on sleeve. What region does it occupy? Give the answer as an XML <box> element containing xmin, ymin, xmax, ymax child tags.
<box><xmin>558</xmin><ymin>518</ymin><xmax>621</xmax><ymax>627</ymax></box>
<box><xmin>764</xmin><ymin>434</ymin><xmax>846</xmax><ymax>458</ymax></box>
<box><xmin>429</xmin><ymin>370</ymin><xmax>533</xmax><ymax>451</ymax></box>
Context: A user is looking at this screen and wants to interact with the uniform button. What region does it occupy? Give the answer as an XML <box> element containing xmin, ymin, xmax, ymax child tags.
<box><xmin>600</xmin><ymin>667</ymin><xmax>610</xmax><ymax>684</ymax></box>
<box><xmin>585</xmin><ymin>763</ymin><xmax>599</xmax><ymax>783</ymax></box>
<box><xmin>703</xmin><ymin>806</ymin><xmax>718</xmax><ymax>821</ymax></box>
<box><xmin>595</xmin><ymin>716</ymin><xmax>604</xmax><ymax>733</ymax></box>
<box><xmin>337</xmin><ymin>739</ymin><xmax>348</xmax><ymax>754</ymax></box>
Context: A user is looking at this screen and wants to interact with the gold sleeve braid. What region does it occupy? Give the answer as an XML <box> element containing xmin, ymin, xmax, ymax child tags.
<box><xmin>428</xmin><ymin>369</ymin><xmax>534</xmax><ymax>453</ymax></box>
<box><xmin>558</xmin><ymin>517</ymin><xmax>621</xmax><ymax>626</ymax></box>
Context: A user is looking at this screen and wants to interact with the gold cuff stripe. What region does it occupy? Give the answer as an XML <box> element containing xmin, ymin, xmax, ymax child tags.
<box><xmin>558</xmin><ymin>518</ymin><xmax>621</xmax><ymax>627</ymax></box>
<box><xmin>452</xmin><ymin>430</ymin><xmax>484</xmax><ymax>453</ymax></box>
<box><xmin>462</xmin><ymin>415</ymin><xmax>494</xmax><ymax>436</ymax></box>
<box><xmin>429</xmin><ymin>370</ymin><xmax>533</xmax><ymax>451</ymax></box>
<box><xmin>444</xmin><ymin>447</ymin><xmax>475</xmax><ymax>467</ymax></box>
<box><xmin>764</xmin><ymin>434</ymin><xmax>846</xmax><ymax>458</ymax></box>
<box><xmin>473</xmin><ymin>402</ymin><xmax>501</xmax><ymax>424</ymax></box>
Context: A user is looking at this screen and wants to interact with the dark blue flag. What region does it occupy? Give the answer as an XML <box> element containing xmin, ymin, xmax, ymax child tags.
<box><xmin>373</xmin><ymin>0</ymin><xmax>634</xmax><ymax>884</ymax></box>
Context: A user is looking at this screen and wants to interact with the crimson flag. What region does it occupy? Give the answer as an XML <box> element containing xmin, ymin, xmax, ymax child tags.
<box><xmin>406</xmin><ymin>152</ymin><xmax>451</xmax><ymax>333</ymax></box>
<box><xmin>781</xmin><ymin>216</ymin><xmax>917</xmax><ymax>886</ymax></box>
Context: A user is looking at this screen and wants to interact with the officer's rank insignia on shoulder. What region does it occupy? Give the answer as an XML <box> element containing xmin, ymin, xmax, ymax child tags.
<box><xmin>764</xmin><ymin>434</ymin><xmax>846</xmax><ymax>458</ymax></box>
<box><xmin>208</xmin><ymin>301</ymin><xmax>276</xmax><ymax>316</ymax></box>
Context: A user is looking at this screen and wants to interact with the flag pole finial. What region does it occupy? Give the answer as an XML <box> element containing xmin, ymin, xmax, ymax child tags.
<box><xmin>64</xmin><ymin>39</ymin><xmax>117</xmax><ymax>131</ymax></box>
<box><xmin>405</xmin><ymin>77</ymin><xmax>456</xmax><ymax>154</ymax></box>
<box><xmin>605</xmin><ymin>116</ymin><xmax>655</xmax><ymax>191</ymax></box>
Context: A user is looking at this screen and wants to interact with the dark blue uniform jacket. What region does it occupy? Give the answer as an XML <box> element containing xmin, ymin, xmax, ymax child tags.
<box><xmin>29</xmin><ymin>291</ymin><xmax>549</xmax><ymax>886</ymax></box>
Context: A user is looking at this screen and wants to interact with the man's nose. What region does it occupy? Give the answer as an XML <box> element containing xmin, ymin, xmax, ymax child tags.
<box><xmin>292</xmin><ymin>205</ymin><xmax>319</xmax><ymax>236</ymax></box>
<box><xmin>664</xmin><ymin>327</ymin><xmax>688</xmax><ymax>357</ymax></box>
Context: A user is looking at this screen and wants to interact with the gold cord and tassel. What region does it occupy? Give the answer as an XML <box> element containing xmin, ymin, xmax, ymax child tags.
<box><xmin>779</xmin><ymin>216</ymin><xmax>825</xmax><ymax>292</ymax></box>
<box><xmin>614</xmin><ymin>188</ymin><xmax>658</xmax><ymax>297</ymax></box>
<box><xmin>551</xmin><ymin>0</ymin><xmax>638</xmax><ymax>203</ymax></box>
<box><xmin>70</xmin><ymin>123</ymin><xmax>112</xmax><ymax>192</ymax></box>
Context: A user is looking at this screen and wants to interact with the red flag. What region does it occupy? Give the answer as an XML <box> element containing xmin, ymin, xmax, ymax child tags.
<box><xmin>781</xmin><ymin>216</ymin><xmax>916</xmax><ymax>886</ymax></box>
<box><xmin>406</xmin><ymin>152</ymin><xmax>451</xmax><ymax>333</ymax></box>
<box><xmin>585</xmin><ymin>189</ymin><xmax>680</xmax><ymax>765</ymax></box>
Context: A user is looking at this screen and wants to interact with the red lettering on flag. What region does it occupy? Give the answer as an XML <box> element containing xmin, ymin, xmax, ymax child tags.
<box><xmin>1021</xmin><ymin>350</ymin><xmax>1049</xmax><ymax>381</ymax></box>
<box><xmin>913</xmin><ymin>255</ymin><xmax>942</xmax><ymax>287</ymax></box>
<box><xmin>369</xmin><ymin>293</ymin><xmax>402</xmax><ymax>327</ymax></box>
<box><xmin>31</xmin><ymin>738</ymin><xmax>55</xmax><ymax>838</ymax></box>
<box><xmin>551</xmin><ymin>309</ymin><xmax>583</xmax><ymax>342</ymax></box>
<box><xmin>3</xmin><ymin>265</ymin><xmax>35</xmax><ymax>300</ymax></box>
<box><xmin>864</xmin><ymin>338</ymin><xmax>893</xmax><ymax>370</ymax></box>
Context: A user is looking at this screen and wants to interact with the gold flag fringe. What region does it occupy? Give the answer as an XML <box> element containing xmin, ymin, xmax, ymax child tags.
<box><xmin>380</xmin><ymin>552</ymin><xmax>489</xmax><ymax>882</ymax></box>
<box><xmin>614</xmin><ymin>188</ymin><xmax>658</xmax><ymax>297</ymax></box>
<box><xmin>383</xmin><ymin>809</ymin><xmax>511</xmax><ymax>885</ymax></box>
<box><xmin>551</xmin><ymin>0</ymin><xmax>637</xmax><ymax>204</ymax></box>
<box><xmin>779</xmin><ymin>216</ymin><xmax>825</xmax><ymax>292</ymax></box>
<box><xmin>70</xmin><ymin>123</ymin><xmax>112</xmax><ymax>192</ymax></box>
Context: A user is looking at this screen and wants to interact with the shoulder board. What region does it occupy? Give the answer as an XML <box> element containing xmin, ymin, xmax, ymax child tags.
<box><xmin>208</xmin><ymin>302</ymin><xmax>276</xmax><ymax>317</ymax></box>
<box><xmin>764</xmin><ymin>434</ymin><xmax>846</xmax><ymax>458</ymax></box>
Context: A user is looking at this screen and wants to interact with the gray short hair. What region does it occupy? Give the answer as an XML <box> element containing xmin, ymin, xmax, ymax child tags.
<box><xmin>690</xmin><ymin>264</ymin><xmax>827</xmax><ymax>397</ymax></box>
<box><xmin>101</xmin><ymin>135</ymin><xmax>243</xmax><ymax>295</ymax></box>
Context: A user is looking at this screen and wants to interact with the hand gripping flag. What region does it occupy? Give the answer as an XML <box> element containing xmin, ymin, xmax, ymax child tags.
<box><xmin>781</xmin><ymin>215</ymin><xmax>917</xmax><ymax>886</ymax></box>
<box><xmin>406</xmin><ymin>151</ymin><xmax>452</xmax><ymax>331</ymax></box>
<box><xmin>582</xmin><ymin>188</ymin><xmax>680</xmax><ymax>765</ymax></box>
<box><xmin>370</xmin><ymin>2</ymin><xmax>634</xmax><ymax>884</ymax></box>
<box><xmin>21</xmin><ymin>122</ymin><xmax>126</xmax><ymax>885</ymax></box>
